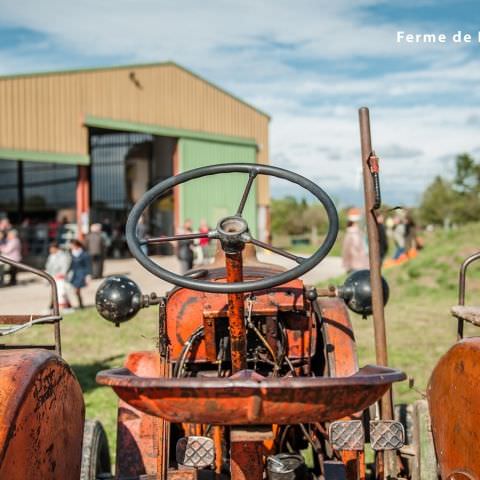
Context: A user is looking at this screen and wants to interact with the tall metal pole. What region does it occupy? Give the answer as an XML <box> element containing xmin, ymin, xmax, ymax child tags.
<box><xmin>358</xmin><ymin>107</ymin><xmax>395</xmax><ymax>478</ymax></box>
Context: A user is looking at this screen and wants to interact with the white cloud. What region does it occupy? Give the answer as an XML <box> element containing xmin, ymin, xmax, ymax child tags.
<box><xmin>270</xmin><ymin>104</ymin><xmax>480</xmax><ymax>205</ymax></box>
<box><xmin>0</xmin><ymin>0</ymin><xmax>478</xmax><ymax>205</ymax></box>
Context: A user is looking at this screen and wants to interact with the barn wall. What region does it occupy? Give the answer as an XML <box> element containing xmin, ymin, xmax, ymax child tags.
<box><xmin>0</xmin><ymin>63</ymin><xmax>270</xmax><ymax>204</ymax></box>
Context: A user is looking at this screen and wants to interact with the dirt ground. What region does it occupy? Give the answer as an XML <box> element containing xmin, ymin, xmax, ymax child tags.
<box><xmin>0</xmin><ymin>252</ymin><xmax>344</xmax><ymax>315</ymax></box>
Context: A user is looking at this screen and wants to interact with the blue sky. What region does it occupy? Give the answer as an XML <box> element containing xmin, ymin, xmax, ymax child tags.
<box><xmin>1</xmin><ymin>0</ymin><xmax>480</xmax><ymax>206</ymax></box>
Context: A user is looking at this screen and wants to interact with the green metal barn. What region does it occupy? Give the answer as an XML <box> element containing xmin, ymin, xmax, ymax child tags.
<box><xmin>0</xmin><ymin>62</ymin><xmax>270</xmax><ymax>260</ymax></box>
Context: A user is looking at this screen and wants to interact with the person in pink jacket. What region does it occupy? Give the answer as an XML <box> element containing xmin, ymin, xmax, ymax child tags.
<box><xmin>0</xmin><ymin>229</ymin><xmax>22</xmax><ymax>285</ymax></box>
<box><xmin>341</xmin><ymin>208</ymin><xmax>369</xmax><ymax>273</ymax></box>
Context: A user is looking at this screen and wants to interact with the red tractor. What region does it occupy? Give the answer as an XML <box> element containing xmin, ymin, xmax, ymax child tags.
<box><xmin>3</xmin><ymin>107</ymin><xmax>479</xmax><ymax>479</ymax></box>
<box><xmin>93</xmin><ymin>108</ymin><xmax>406</xmax><ymax>479</ymax></box>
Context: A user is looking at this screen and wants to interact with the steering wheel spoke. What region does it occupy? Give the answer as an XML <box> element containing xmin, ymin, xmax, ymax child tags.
<box><xmin>236</xmin><ymin>169</ymin><xmax>258</xmax><ymax>216</ymax></box>
<box><xmin>142</xmin><ymin>230</ymin><xmax>218</xmax><ymax>246</ymax></box>
<box><xmin>249</xmin><ymin>238</ymin><xmax>306</xmax><ymax>264</ymax></box>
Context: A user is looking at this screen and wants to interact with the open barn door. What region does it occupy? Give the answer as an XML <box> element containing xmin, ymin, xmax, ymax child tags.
<box><xmin>177</xmin><ymin>138</ymin><xmax>258</xmax><ymax>236</ymax></box>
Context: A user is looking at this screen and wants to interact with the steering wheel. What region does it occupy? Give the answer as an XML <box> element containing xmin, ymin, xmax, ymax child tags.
<box><xmin>126</xmin><ymin>163</ymin><xmax>338</xmax><ymax>293</ymax></box>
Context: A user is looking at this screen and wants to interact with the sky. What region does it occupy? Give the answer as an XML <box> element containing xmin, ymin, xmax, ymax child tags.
<box><xmin>1</xmin><ymin>0</ymin><xmax>480</xmax><ymax>206</ymax></box>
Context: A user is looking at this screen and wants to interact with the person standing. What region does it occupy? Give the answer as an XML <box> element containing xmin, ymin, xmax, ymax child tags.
<box><xmin>392</xmin><ymin>215</ymin><xmax>407</xmax><ymax>260</ymax></box>
<box><xmin>0</xmin><ymin>229</ymin><xmax>22</xmax><ymax>285</ymax></box>
<box><xmin>405</xmin><ymin>212</ymin><xmax>418</xmax><ymax>258</ymax></box>
<box><xmin>341</xmin><ymin>208</ymin><xmax>369</xmax><ymax>273</ymax></box>
<box><xmin>68</xmin><ymin>240</ymin><xmax>91</xmax><ymax>309</ymax></box>
<box><xmin>0</xmin><ymin>217</ymin><xmax>12</xmax><ymax>240</ymax></box>
<box><xmin>198</xmin><ymin>218</ymin><xmax>211</xmax><ymax>264</ymax></box>
<box><xmin>45</xmin><ymin>242</ymin><xmax>72</xmax><ymax>310</ymax></box>
<box><xmin>85</xmin><ymin>223</ymin><xmax>106</xmax><ymax>279</ymax></box>
<box><xmin>176</xmin><ymin>219</ymin><xmax>194</xmax><ymax>274</ymax></box>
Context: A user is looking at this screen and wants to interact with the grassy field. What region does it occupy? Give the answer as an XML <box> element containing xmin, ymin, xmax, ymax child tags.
<box><xmin>318</xmin><ymin>222</ymin><xmax>480</xmax><ymax>405</ymax></box>
<box><xmin>6</xmin><ymin>222</ymin><xmax>480</xmax><ymax>457</ymax></box>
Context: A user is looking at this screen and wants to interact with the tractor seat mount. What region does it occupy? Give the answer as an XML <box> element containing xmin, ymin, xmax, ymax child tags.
<box><xmin>96</xmin><ymin>365</ymin><xmax>405</xmax><ymax>425</ymax></box>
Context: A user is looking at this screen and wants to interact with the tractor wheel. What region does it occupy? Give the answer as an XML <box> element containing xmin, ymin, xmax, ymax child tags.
<box><xmin>80</xmin><ymin>419</ymin><xmax>112</xmax><ymax>480</ymax></box>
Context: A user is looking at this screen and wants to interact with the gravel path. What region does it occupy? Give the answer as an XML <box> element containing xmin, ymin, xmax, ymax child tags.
<box><xmin>0</xmin><ymin>253</ymin><xmax>344</xmax><ymax>315</ymax></box>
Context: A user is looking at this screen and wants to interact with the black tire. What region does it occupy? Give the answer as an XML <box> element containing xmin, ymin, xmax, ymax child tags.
<box><xmin>395</xmin><ymin>403</ymin><xmax>413</xmax><ymax>445</ymax></box>
<box><xmin>395</xmin><ymin>403</ymin><xmax>414</xmax><ymax>476</ymax></box>
<box><xmin>80</xmin><ymin>419</ymin><xmax>112</xmax><ymax>480</ymax></box>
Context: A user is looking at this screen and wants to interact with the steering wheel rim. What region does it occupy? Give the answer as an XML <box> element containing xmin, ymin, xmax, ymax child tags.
<box><xmin>126</xmin><ymin>163</ymin><xmax>339</xmax><ymax>293</ymax></box>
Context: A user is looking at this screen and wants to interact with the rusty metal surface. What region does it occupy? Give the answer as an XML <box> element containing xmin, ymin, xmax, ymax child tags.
<box><xmin>358</xmin><ymin>109</ymin><xmax>392</xmax><ymax>407</ymax></box>
<box><xmin>230</xmin><ymin>430</ymin><xmax>264</xmax><ymax>480</ymax></box>
<box><xmin>167</xmin><ymin>278</ymin><xmax>308</xmax><ymax>363</ymax></box>
<box><xmin>97</xmin><ymin>365</ymin><xmax>404</xmax><ymax>425</ymax></box>
<box><xmin>116</xmin><ymin>351</ymin><xmax>171</xmax><ymax>479</ymax></box>
<box><xmin>0</xmin><ymin>314</ymin><xmax>56</xmax><ymax>325</ymax></box>
<box><xmin>320</xmin><ymin>298</ymin><xmax>367</xmax><ymax>479</ymax></box>
<box><xmin>359</xmin><ymin>107</ymin><xmax>396</xmax><ymax>478</ymax></box>
<box><xmin>225</xmin><ymin>252</ymin><xmax>247</xmax><ymax>372</ymax></box>
<box><xmin>203</xmin><ymin>315</ymin><xmax>217</xmax><ymax>362</ymax></box>
<box><xmin>230</xmin><ymin>426</ymin><xmax>273</xmax><ymax>442</ymax></box>
<box><xmin>319</xmin><ymin>297</ymin><xmax>358</xmax><ymax>377</ymax></box>
<box><xmin>203</xmin><ymin>283</ymin><xmax>305</xmax><ymax>319</ymax></box>
<box><xmin>340</xmin><ymin>450</ymin><xmax>363</xmax><ymax>480</ymax></box>
<box><xmin>0</xmin><ymin>349</ymin><xmax>84</xmax><ymax>479</ymax></box>
<box><xmin>428</xmin><ymin>338</ymin><xmax>480</xmax><ymax>478</ymax></box>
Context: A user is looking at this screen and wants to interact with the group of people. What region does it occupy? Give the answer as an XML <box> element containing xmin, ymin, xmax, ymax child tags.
<box><xmin>341</xmin><ymin>207</ymin><xmax>420</xmax><ymax>273</ymax></box>
<box><xmin>0</xmin><ymin>214</ymin><xmax>109</xmax><ymax>311</ymax></box>
<box><xmin>388</xmin><ymin>212</ymin><xmax>419</xmax><ymax>263</ymax></box>
<box><xmin>46</xmin><ymin>223</ymin><xmax>108</xmax><ymax>310</ymax></box>
<box><xmin>45</xmin><ymin>240</ymin><xmax>91</xmax><ymax>310</ymax></box>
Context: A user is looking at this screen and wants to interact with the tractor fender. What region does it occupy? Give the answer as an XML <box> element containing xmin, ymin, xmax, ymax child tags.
<box><xmin>428</xmin><ymin>338</ymin><xmax>480</xmax><ymax>479</ymax></box>
<box><xmin>317</xmin><ymin>297</ymin><xmax>358</xmax><ymax>377</ymax></box>
<box><xmin>0</xmin><ymin>349</ymin><xmax>84</xmax><ymax>479</ymax></box>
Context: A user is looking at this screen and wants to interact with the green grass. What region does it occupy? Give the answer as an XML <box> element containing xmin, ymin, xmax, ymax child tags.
<box><xmin>6</xmin><ymin>223</ymin><xmax>480</xmax><ymax>457</ymax></box>
<box><xmin>319</xmin><ymin>222</ymin><xmax>480</xmax><ymax>405</ymax></box>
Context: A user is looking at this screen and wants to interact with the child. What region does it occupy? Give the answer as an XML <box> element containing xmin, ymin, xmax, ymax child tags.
<box><xmin>45</xmin><ymin>242</ymin><xmax>72</xmax><ymax>311</ymax></box>
<box><xmin>68</xmin><ymin>240</ymin><xmax>92</xmax><ymax>309</ymax></box>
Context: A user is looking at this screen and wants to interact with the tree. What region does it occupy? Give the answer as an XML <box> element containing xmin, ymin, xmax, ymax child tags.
<box><xmin>419</xmin><ymin>153</ymin><xmax>480</xmax><ymax>225</ymax></box>
<box><xmin>271</xmin><ymin>197</ymin><xmax>306</xmax><ymax>235</ymax></box>
<box><xmin>453</xmin><ymin>153</ymin><xmax>480</xmax><ymax>194</ymax></box>
<box><xmin>271</xmin><ymin>197</ymin><xmax>329</xmax><ymax>236</ymax></box>
<box><xmin>419</xmin><ymin>176</ymin><xmax>455</xmax><ymax>225</ymax></box>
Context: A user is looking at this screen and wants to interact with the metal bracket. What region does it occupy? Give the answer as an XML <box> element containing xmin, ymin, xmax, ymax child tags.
<box><xmin>370</xmin><ymin>420</ymin><xmax>405</xmax><ymax>451</ymax></box>
<box><xmin>329</xmin><ymin>420</ymin><xmax>365</xmax><ymax>451</ymax></box>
